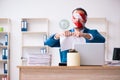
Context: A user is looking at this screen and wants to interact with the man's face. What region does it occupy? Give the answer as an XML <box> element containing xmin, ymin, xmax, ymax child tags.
<box><xmin>72</xmin><ymin>10</ymin><xmax>87</xmax><ymax>29</ymax></box>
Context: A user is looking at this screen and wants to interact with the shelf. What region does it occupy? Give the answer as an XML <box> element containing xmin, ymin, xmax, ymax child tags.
<box><xmin>0</xmin><ymin>74</ymin><xmax>7</xmax><ymax>76</ymax></box>
<box><xmin>0</xmin><ymin>18</ymin><xmax>10</xmax><ymax>80</ymax></box>
<box><xmin>21</xmin><ymin>18</ymin><xmax>49</xmax><ymax>32</ymax></box>
<box><xmin>0</xmin><ymin>33</ymin><xmax>10</xmax><ymax>47</ymax></box>
<box><xmin>87</xmin><ymin>18</ymin><xmax>106</xmax><ymax>21</ymax></box>
<box><xmin>0</xmin><ymin>60</ymin><xmax>7</xmax><ymax>63</ymax></box>
<box><xmin>22</xmin><ymin>46</ymin><xmax>47</xmax><ymax>48</ymax></box>
<box><xmin>22</xmin><ymin>32</ymin><xmax>47</xmax><ymax>34</ymax></box>
<box><xmin>86</xmin><ymin>18</ymin><xmax>107</xmax><ymax>32</ymax></box>
<box><xmin>0</xmin><ymin>18</ymin><xmax>10</xmax><ymax>32</ymax></box>
<box><xmin>0</xmin><ymin>46</ymin><xmax>8</xmax><ymax>49</ymax></box>
<box><xmin>22</xmin><ymin>18</ymin><xmax>48</xmax><ymax>20</ymax></box>
<box><xmin>21</xmin><ymin>18</ymin><xmax>49</xmax><ymax>66</ymax></box>
<box><xmin>86</xmin><ymin>18</ymin><xmax>108</xmax><ymax>38</ymax></box>
<box><xmin>0</xmin><ymin>32</ymin><xmax>9</xmax><ymax>34</ymax></box>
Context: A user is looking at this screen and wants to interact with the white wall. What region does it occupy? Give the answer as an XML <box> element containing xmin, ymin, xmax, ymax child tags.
<box><xmin>0</xmin><ymin>0</ymin><xmax>120</xmax><ymax>80</ymax></box>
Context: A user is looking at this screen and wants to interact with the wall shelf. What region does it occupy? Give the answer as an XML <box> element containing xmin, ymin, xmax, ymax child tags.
<box><xmin>0</xmin><ymin>18</ymin><xmax>10</xmax><ymax>80</ymax></box>
<box><xmin>21</xmin><ymin>18</ymin><xmax>50</xmax><ymax>66</ymax></box>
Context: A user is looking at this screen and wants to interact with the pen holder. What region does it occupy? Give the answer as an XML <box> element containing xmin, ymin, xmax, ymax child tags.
<box><xmin>67</xmin><ymin>49</ymin><xmax>80</xmax><ymax>66</ymax></box>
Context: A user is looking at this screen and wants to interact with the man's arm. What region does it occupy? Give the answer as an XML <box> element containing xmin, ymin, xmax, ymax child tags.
<box><xmin>44</xmin><ymin>34</ymin><xmax>60</xmax><ymax>47</ymax></box>
<box><xmin>86</xmin><ymin>30</ymin><xmax>105</xmax><ymax>43</ymax></box>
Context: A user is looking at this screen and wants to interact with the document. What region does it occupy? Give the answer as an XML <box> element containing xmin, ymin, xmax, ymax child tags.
<box><xmin>106</xmin><ymin>60</ymin><xmax>120</xmax><ymax>66</ymax></box>
<box><xmin>60</xmin><ymin>36</ymin><xmax>85</xmax><ymax>51</ymax></box>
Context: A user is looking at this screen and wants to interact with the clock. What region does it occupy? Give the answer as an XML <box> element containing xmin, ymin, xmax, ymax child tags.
<box><xmin>59</xmin><ymin>19</ymin><xmax>70</xmax><ymax>30</ymax></box>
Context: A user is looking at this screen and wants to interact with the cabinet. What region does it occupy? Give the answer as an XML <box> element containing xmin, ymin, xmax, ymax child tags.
<box><xmin>0</xmin><ymin>18</ymin><xmax>10</xmax><ymax>80</ymax></box>
<box><xmin>21</xmin><ymin>18</ymin><xmax>50</xmax><ymax>66</ymax></box>
<box><xmin>86</xmin><ymin>18</ymin><xmax>108</xmax><ymax>59</ymax></box>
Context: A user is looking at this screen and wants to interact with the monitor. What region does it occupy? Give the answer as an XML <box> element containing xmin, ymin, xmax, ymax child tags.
<box><xmin>113</xmin><ymin>48</ymin><xmax>120</xmax><ymax>60</ymax></box>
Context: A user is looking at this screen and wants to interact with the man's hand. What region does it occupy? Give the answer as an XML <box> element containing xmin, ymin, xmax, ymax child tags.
<box><xmin>54</xmin><ymin>30</ymin><xmax>91</xmax><ymax>40</ymax></box>
<box><xmin>63</xmin><ymin>30</ymin><xmax>72</xmax><ymax>37</ymax></box>
<box><xmin>72</xmin><ymin>31</ymin><xmax>84</xmax><ymax>37</ymax></box>
<box><xmin>73</xmin><ymin>29</ymin><xmax>91</xmax><ymax>39</ymax></box>
<box><xmin>54</xmin><ymin>30</ymin><xmax>72</xmax><ymax>40</ymax></box>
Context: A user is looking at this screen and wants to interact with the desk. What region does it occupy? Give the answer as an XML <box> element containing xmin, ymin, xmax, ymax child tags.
<box><xmin>17</xmin><ymin>66</ymin><xmax>120</xmax><ymax>80</ymax></box>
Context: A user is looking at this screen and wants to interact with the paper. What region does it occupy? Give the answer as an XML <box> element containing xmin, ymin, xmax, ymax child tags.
<box><xmin>106</xmin><ymin>60</ymin><xmax>120</xmax><ymax>66</ymax></box>
<box><xmin>60</xmin><ymin>36</ymin><xmax>85</xmax><ymax>51</ymax></box>
<box><xmin>27</xmin><ymin>53</ymin><xmax>51</xmax><ymax>66</ymax></box>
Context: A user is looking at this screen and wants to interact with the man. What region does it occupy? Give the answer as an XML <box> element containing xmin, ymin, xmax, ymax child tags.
<box><xmin>44</xmin><ymin>8</ymin><xmax>105</xmax><ymax>63</ymax></box>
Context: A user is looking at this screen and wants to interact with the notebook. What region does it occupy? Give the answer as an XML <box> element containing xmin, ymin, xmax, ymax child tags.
<box><xmin>74</xmin><ymin>43</ymin><xmax>105</xmax><ymax>66</ymax></box>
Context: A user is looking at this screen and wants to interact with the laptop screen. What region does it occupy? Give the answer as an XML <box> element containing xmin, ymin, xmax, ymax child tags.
<box><xmin>74</xmin><ymin>43</ymin><xmax>105</xmax><ymax>65</ymax></box>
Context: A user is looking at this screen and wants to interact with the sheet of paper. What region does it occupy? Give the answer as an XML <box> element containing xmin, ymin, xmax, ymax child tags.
<box><xmin>60</xmin><ymin>36</ymin><xmax>85</xmax><ymax>51</ymax></box>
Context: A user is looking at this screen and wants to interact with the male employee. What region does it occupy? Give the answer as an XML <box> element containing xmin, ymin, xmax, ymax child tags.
<box><xmin>44</xmin><ymin>7</ymin><xmax>105</xmax><ymax>63</ymax></box>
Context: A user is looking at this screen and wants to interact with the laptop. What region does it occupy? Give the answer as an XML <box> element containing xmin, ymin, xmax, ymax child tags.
<box><xmin>74</xmin><ymin>43</ymin><xmax>105</xmax><ymax>66</ymax></box>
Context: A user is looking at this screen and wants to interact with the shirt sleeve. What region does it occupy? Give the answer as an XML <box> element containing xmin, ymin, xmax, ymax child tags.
<box><xmin>88</xmin><ymin>33</ymin><xmax>93</xmax><ymax>40</ymax></box>
<box><xmin>54</xmin><ymin>35</ymin><xmax>59</xmax><ymax>40</ymax></box>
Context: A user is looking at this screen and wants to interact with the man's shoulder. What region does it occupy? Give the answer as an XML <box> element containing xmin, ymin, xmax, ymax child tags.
<box><xmin>84</xmin><ymin>27</ymin><xmax>98</xmax><ymax>34</ymax></box>
<box><xmin>84</xmin><ymin>27</ymin><xmax>97</xmax><ymax>31</ymax></box>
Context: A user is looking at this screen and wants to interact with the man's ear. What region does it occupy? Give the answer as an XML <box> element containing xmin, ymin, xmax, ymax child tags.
<box><xmin>84</xmin><ymin>16</ymin><xmax>87</xmax><ymax>23</ymax></box>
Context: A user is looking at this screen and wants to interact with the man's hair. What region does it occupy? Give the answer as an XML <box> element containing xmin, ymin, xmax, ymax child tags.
<box><xmin>72</xmin><ymin>8</ymin><xmax>88</xmax><ymax>16</ymax></box>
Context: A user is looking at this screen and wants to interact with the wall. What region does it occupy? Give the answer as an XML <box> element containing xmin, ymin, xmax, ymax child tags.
<box><xmin>0</xmin><ymin>0</ymin><xmax>120</xmax><ymax>80</ymax></box>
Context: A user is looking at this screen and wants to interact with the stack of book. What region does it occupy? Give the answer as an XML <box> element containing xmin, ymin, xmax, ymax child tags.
<box><xmin>27</xmin><ymin>53</ymin><xmax>51</xmax><ymax>66</ymax></box>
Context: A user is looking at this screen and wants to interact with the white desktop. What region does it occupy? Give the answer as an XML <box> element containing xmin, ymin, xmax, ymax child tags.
<box><xmin>74</xmin><ymin>43</ymin><xmax>105</xmax><ymax>66</ymax></box>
